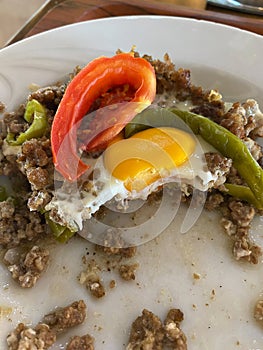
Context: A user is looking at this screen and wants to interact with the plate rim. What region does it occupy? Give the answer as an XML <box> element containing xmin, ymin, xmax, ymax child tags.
<box><xmin>1</xmin><ymin>14</ymin><xmax>263</xmax><ymax>55</ymax></box>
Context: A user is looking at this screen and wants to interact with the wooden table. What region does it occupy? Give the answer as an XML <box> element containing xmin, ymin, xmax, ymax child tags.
<box><xmin>6</xmin><ymin>0</ymin><xmax>263</xmax><ymax>46</ymax></box>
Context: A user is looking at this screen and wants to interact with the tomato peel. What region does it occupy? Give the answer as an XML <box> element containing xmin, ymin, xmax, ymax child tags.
<box><xmin>51</xmin><ymin>53</ymin><xmax>156</xmax><ymax>182</ymax></box>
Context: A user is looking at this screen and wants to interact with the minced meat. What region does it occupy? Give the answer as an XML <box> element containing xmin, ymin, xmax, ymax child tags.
<box><xmin>126</xmin><ymin>309</ymin><xmax>164</xmax><ymax>350</ymax></box>
<box><xmin>95</xmin><ymin>228</ymin><xmax>137</xmax><ymax>258</ymax></box>
<box><xmin>43</xmin><ymin>300</ymin><xmax>86</xmax><ymax>334</ymax></box>
<box><xmin>163</xmin><ymin>309</ymin><xmax>187</xmax><ymax>350</ymax></box>
<box><xmin>191</xmin><ymin>100</ymin><xmax>225</xmax><ymax>124</ymax></box>
<box><xmin>205</xmin><ymin>192</ymin><xmax>225</xmax><ymax>211</ymax></box>
<box><xmin>79</xmin><ymin>259</ymin><xmax>105</xmax><ymax>298</ymax></box>
<box><xmin>6</xmin><ymin>300</ymin><xmax>87</xmax><ymax>350</ymax></box>
<box><xmin>0</xmin><ymin>200</ymin><xmax>47</xmax><ymax>248</ymax></box>
<box><xmin>205</xmin><ymin>152</ymin><xmax>232</xmax><ymax>187</ymax></box>
<box><xmin>4</xmin><ymin>245</ymin><xmax>49</xmax><ymax>288</ymax></box>
<box><xmin>126</xmin><ymin>308</ymin><xmax>187</xmax><ymax>350</ymax></box>
<box><xmin>7</xmin><ymin>323</ymin><xmax>56</xmax><ymax>350</ymax></box>
<box><xmin>0</xmin><ymin>101</ymin><xmax>5</xmax><ymax>113</ymax></box>
<box><xmin>220</xmin><ymin>199</ymin><xmax>261</xmax><ymax>264</ymax></box>
<box><xmin>220</xmin><ymin>100</ymin><xmax>263</xmax><ymax>139</ymax></box>
<box><xmin>66</xmin><ymin>334</ymin><xmax>94</xmax><ymax>350</ymax></box>
<box><xmin>119</xmin><ymin>263</ymin><xmax>139</xmax><ymax>281</ymax></box>
<box><xmin>18</xmin><ymin>138</ymin><xmax>50</xmax><ymax>168</ymax></box>
<box><xmin>17</xmin><ymin>137</ymin><xmax>54</xmax><ymax>193</ymax></box>
<box><xmin>254</xmin><ymin>299</ymin><xmax>263</xmax><ymax>323</ymax></box>
<box><xmin>29</xmin><ymin>85</ymin><xmax>66</xmax><ymax>111</ymax></box>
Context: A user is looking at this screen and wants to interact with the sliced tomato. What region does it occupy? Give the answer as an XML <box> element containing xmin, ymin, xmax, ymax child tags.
<box><xmin>51</xmin><ymin>53</ymin><xmax>156</xmax><ymax>182</ymax></box>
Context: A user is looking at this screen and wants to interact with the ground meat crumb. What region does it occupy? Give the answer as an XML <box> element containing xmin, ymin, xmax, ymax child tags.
<box><xmin>95</xmin><ymin>229</ymin><xmax>137</xmax><ymax>258</ymax></box>
<box><xmin>254</xmin><ymin>300</ymin><xmax>263</xmax><ymax>323</ymax></box>
<box><xmin>26</xmin><ymin>167</ymin><xmax>51</xmax><ymax>191</ymax></box>
<box><xmin>119</xmin><ymin>263</ymin><xmax>139</xmax><ymax>281</ymax></box>
<box><xmin>205</xmin><ymin>192</ymin><xmax>225</xmax><ymax>211</ymax></box>
<box><xmin>191</xmin><ymin>100</ymin><xmax>225</xmax><ymax>124</ymax></box>
<box><xmin>109</xmin><ymin>279</ymin><xmax>116</xmax><ymax>289</ymax></box>
<box><xmin>243</xmin><ymin>137</ymin><xmax>263</xmax><ymax>161</ymax></box>
<box><xmin>19</xmin><ymin>138</ymin><xmax>50</xmax><ymax>168</ymax></box>
<box><xmin>0</xmin><ymin>199</ymin><xmax>15</xmax><ymax>219</ymax></box>
<box><xmin>0</xmin><ymin>101</ymin><xmax>5</xmax><ymax>112</ymax></box>
<box><xmin>126</xmin><ymin>308</ymin><xmax>187</xmax><ymax>350</ymax></box>
<box><xmin>4</xmin><ymin>246</ymin><xmax>49</xmax><ymax>288</ymax></box>
<box><xmin>228</xmin><ymin>200</ymin><xmax>255</xmax><ymax>227</ymax></box>
<box><xmin>126</xmin><ymin>309</ymin><xmax>164</xmax><ymax>350</ymax></box>
<box><xmin>43</xmin><ymin>300</ymin><xmax>86</xmax><ymax>334</ymax></box>
<box><xmin>220</xmin><ymin>200</ymin><xmax>261</xmax><ymax>264</ymax></box>
<box><xmin>27</xmin><ymin>190</ymin><xmax>52</xmax><ymax>211</ymax></box>
<box><xmin>79</xmin><ymin>259</ymin><xmax>106</xmax><ymax>298</ymax></box>
<box><xmin>6</xmin><ymin>300</ymin><xmax>87</xmax><ymax>349</ymax></box>
<box><xmin>220</xmin><ymin>104</ymin><xmax>247</xmax><ymax>138</ymax></box>
<box><xmin>66</xmin><ymin>334</ymin><xmax>94</xmax><ymax>350</ymax></box>
<box><xmin>220</xmin><ymin>99</ymin><xmax>263</xmax><ymax>139</ymax></box>
<box><xmin>0</xmin><ymin>202</ymin><xmax>47</xmax><ymax>248</ymax></box>
<box><xmin>163</xmin><ymin>309</ymin><xmax>187</xmax><ymax>350</ymax></box>
<box><xmin>205</xmin><ymin>152</ymin><xmax>232</xmax><ymax>187</ymax></box>
<box><xmin>101</xmin><ymin>245</ymin><xmax>137</xmax><ymax>258</ymax></box>
<box><xmin>232</xmin><ymin>236</ymin><xmax>261</xmax><ymax>264</ymax></box>
<box><xmin>89</xmin><ymin>280</ymin><xmax>105</xmax><ymax>298</ymax></box>
<box><xmin>29</xmin><ymin>85</ymin><xmax>66</xmax><ymax>111</ymax></box>
<box><xmin>6</xmin><ymin>323</ymin><xmax>56</xmax><ymax>350</ymax></box>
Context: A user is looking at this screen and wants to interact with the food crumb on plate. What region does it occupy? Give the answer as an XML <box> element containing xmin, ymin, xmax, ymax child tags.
<box><xmin>66</xmin><ymin>334</ymin><xmax>94</xmax><ymax>350</ymax></box>
<box><xmin>192</xmin><ymin>272</ymin><xmax>201</xmax><ymax>280</ymax></box>
<box><xmin>3</xmin><ymin>245</ymin><xmax>49</xmax><ymax>288</ymax></box>
<box><xmin>109</xmin><ymin>279</ymin><xmax>116</xmax><ymax>289</ymax></box>
<box><xmin>118</xmin><ymin>263</ymin><xmax>139</xmax><ymax>281</ymax></box>
<box><xmin>6</xmin><ymin>300</ymin><xmax>87</xmax><ymax>350</ymax></box>
<box><xmin>254</xmin><ymin>299</ymin><xmax>263</xmax><ymax>323</ymax></box>
<box><xmin>0</xmin><ymin>306</ymin><xmax>12</xmax><ymax>318</ymax></box>
<box><xmin>126</xmin><ymin>308</ymin><xmax>187</xmax><ymax>350</ymax></box>
<box><xmin>0</xmin><ymin>101</ymin><xmax>5</xmax><ymax>113</ymax></box>
<box><xmin>78</xmin><ymin>258</ymin><xmax>106</xmax><ymax>299</ymax></box>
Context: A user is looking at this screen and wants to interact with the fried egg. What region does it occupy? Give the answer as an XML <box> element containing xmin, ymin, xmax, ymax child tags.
<box><xmin>46</xmin><ymin>126</ymin><xmax>220</xmax><ymax>231</ymax></box>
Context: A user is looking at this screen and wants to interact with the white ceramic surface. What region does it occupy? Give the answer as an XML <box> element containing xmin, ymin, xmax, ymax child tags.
<box><xmin>0</xmin><ymin>16</ymin><xmax>263</xmax><ymax>349</ymax></box>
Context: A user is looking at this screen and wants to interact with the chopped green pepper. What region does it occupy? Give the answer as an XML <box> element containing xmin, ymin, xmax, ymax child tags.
<box><xmin>7</xmin><ymin>99</ymin><xmax>48</xmax><ymax>146</ymax></box>
<box><xmin>0</xmin><ymin>186</ymin><xmax>7</xmax><ymax>202</ymax></box>
<box><xmin>45</xmin><ymin>212</ymin><xmax>76</xmax><ymax>243</ymax></box>
<box><xmin>124</xmin><ymin>106</ymin><xmax>189</xmax><ymax>138</ymax></box>
<box><xmin>55</xmin><ymin>228</ymin><xmax>76</xmax><ymax>243</ymax></box>
<box><xmin>170</xmin><ymin>109</ymin><xmax>263</xmax><ymax>208</ymax></box>
<box><xmin>223</xmin><ymin>183</ymin><xmax>262</xmax><ymax>209</ymax></box>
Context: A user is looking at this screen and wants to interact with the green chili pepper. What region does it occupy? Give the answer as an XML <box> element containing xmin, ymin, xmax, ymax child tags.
<box><xmin>223</xmin><ymin>183</ymin><xmax>262</xmax><ymax>209</ymax></box>
<box><xmin>55</xmin><ymin>228</ymin><xmax>76</xmax><ymax>243</ymax></box>
<box><xmin>170</xmin><ymin>109</ymin><xmax>263</xmax><ymax>208</ymax></box>
<box><xmin>0</xmin><ymin>186</ymin><xmax>7</xmax><ymax>202</ymax></box>
<box><xmin>124</xmin><ymin>106</ymin><xmax>189</xmax><ymax>138</ymax></box>
<box><xmin>45</xmin><ymin>212</ymin><xmax>76</xmax><ymax>243</ymax></box>
<box><xmin>7</xmin><ymin>99</ymin><xmax>47</xmax><ymax>146</ymax></box>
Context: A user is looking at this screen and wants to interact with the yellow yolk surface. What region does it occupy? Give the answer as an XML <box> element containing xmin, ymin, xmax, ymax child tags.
<box><xmin>103</xmin><ymin>127</ymin><xmax>196</xmax><ymax>192</ymax></box>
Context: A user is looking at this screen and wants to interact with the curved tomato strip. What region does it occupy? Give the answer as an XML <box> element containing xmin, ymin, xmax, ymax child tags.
<box><xmin>51</xmin><ymin>53</ymin><xmax>156</xmax><ymax>182</ymax></box>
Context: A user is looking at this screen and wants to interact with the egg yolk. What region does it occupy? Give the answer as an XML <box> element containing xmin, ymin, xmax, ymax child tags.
<box><xmin>103</xmin><ymin>127</ymin><xmax>196</xmax><ymax>192</ymax></box>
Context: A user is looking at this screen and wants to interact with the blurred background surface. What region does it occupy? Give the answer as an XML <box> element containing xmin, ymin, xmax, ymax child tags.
<box><xmin>0</xmin><ymin>0</ymin><xmax>211</xmax><ymax>47</ymax></box>
<box><xmin>0</xmin><ymin>0</ymin><xmax>47</xmax><ymax>47</ymax></box>
<box><xmin>0</xmin><ymin>0</ymin><xmax>209</xmax><ymax>48</ymax></box>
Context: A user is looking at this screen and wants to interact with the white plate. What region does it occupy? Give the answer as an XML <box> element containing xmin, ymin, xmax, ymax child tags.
<box><xmin>1</xmin><ymin>16</ymin><xmax>263</xmax><ymax>350</ymax></box>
